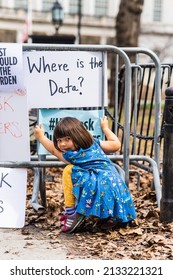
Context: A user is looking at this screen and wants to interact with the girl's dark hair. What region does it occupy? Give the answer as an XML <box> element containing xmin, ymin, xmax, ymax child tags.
<box><xmin>53</xmin><ymin>117</ymin><xmax>94</xmax><ymax>150</ymax></box>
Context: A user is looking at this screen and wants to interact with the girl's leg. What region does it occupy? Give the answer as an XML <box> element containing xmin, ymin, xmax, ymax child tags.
<box><xmin>61</xmin><ymin>164</ymin><xmax>84</xmax><ymax>232</ymax></box>
<box><xmin>62</xmin><ymin>164</ymin><xmax>75</xmax><ymax>211</ymax></box>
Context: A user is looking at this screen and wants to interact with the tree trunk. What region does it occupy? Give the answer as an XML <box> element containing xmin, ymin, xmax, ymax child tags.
<box><xmin>109</xmin><ymin>0</ymin><xmax>144</xmax><ymax>107</ymax></box>
<box><xmin>116</xmin><ymin>0</ymin><xmax>144</xmax><ymax>47</ymax></box>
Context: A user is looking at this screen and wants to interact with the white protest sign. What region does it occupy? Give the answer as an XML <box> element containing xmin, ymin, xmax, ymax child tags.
<box><xmin>0</xmin><ymin>43</ymin><xmax>24</xmax><ymax>91</ymax></box>
<box><xmin>0</xmin><ymin>89</ymin><xmax>30</xmax><ymax>161</ymax></box>
<box><xmin>23</xmin><ymin>50</ymin><xmax>108</xmax><ymax>108</ymax></box>
<box><xmin>0</xmin><ymin>168</ymin><xmax>27</xmax><ymax>228</ymax></box>
<box><xmin>38</xmin><ymin>109</ymin><xmax>105</xmax><ymax>155</ymax></box>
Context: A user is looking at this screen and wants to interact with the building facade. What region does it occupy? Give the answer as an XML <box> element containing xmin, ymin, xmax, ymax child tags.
<box><xmin>0</xmin><ymin>0</ymin><xmax>173</xmax><ymax>62</ymax></box>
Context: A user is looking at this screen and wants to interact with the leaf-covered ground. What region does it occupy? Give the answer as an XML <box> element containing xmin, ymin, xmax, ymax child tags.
<box><xmin>25</xmin><ymin>167</ymin><xmax>173</xmax><ymax>260</ymax></box>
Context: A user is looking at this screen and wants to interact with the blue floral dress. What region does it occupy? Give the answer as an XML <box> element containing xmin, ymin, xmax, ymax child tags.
<box><xmin>63</xmin><ymin>139</ymin><xmax>136</xmax><ymax>223</ymax></box>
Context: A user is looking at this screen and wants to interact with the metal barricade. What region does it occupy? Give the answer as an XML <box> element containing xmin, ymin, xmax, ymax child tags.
<box><xmin>115</xmin><ymin>61</ymin><xmax>173</xmax><ymax>169</ymax></box>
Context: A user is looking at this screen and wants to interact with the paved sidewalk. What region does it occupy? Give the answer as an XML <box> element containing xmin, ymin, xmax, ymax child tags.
<box><xmin>0</xmin><ymin>228</ymin><xmax>68</xmax><ymax>260</ymax></box>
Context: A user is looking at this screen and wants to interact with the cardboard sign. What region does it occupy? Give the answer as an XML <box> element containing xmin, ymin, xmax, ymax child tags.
<box><xmin>23</xmin><ymin>51</ymin><xmax>108</xmax><ymax>108</ymax></box>
<box><xmin>0</xmin><ymin>168</ymin><xmax>27</xmax><ymax>228</ymax></box>
<box><xmin>38</xmin><ymin>109</ymin><xmax>105</xmax><ymax>155</ymax></box>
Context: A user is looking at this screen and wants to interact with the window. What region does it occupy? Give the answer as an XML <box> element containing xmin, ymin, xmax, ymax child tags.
<box><xmin>95</xmin><ymin>0</ymin><xmax>108</xmax><ymax>17</ymax></box>
<box><xmin>153</xmin><ymin>0</ymin><xmax>162</xmax><ymax>22</ymax></box>
<box><xmin>14</xmin><ymin>0</ymin><xmax>27</xmax><ymax>9</ymax></box>
<box><xmin>69</xmin><ymin>0</ymin><xmax>83</xmax><ymax>15</ymax></box>
<box><xmin>42</xmin><ymin>0</ymin><xmax>55</xmax><ymax>12</ymax></box>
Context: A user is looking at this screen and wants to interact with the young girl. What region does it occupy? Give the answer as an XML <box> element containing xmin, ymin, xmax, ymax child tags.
<box><xmin>34</xmin><ymin>116</ymin><xmax>136</xmax><ymax>233</ymax></box>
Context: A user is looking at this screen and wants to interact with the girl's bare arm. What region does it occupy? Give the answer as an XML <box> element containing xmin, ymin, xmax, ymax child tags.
<box><xmin>100</xmin><ymin>116</ymin><xmax>121</xmax><ymax>154</ymax></box>
<box><xmin>34</xmin><ymin>124</ymin><xmax>69</xmax><ymax>163</ymax></box>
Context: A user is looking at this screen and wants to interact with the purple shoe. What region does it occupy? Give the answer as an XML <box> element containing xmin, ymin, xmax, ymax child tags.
<box><xmin>61</xmin><ymin>213</ymin><xmax>85</xmax><ymax>233</ymax></box>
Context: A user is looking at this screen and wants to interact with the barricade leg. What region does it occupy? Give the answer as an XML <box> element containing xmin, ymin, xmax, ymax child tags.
<box><xmin>32</xmin><ymin>167</ymin><xmax>45</xmax><ymax>210</ymax></box>
<box><xmin>160</xmin><ymin>87</ymin><xmax>173</xmax><ymax>222</ymax></box>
